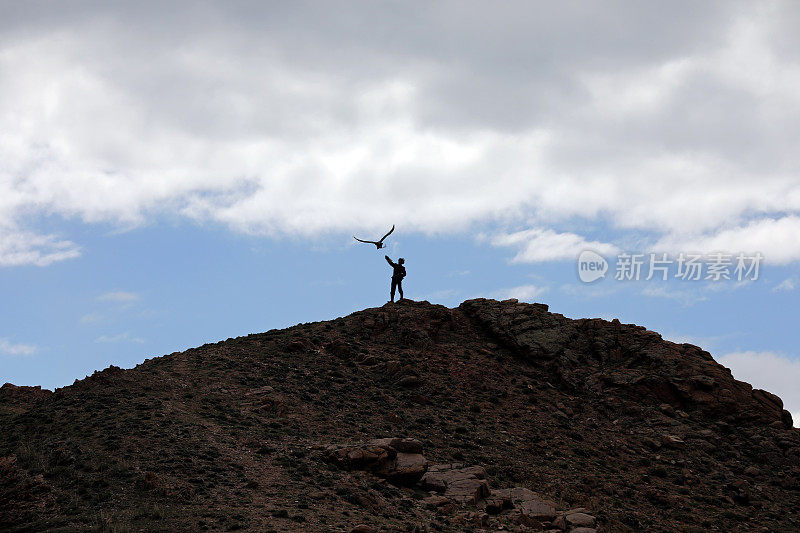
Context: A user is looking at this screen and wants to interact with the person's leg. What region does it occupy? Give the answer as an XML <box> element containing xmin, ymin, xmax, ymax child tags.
<box><xmin>390</xmin><ymin>279</ymin><xmax>397</xmax><ymax>302</ymax></box>
<box><xmin>398</xmin><ymin>280</ymin><xmax>403</xmax><ymax>300</ymax></box>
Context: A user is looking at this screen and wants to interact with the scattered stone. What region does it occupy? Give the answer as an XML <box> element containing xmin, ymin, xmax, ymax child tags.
<box><xmin>642</xmin><ymin>437</ymin><xmax>661</xmax><ymax>450</ymax></box>
<box><xmin>423</xmin><ymin>495</ymin><xmax>450</xmax><ymax>507</ymax></box>
<box><xmin>421</xmin><ymin>465</ymin><xmax>484</xmax><ymax>491</ymax></box>
<box><xmin>744</xmin><ymin>465</ymin><xmax>761</xmax><ymax>477</ymax></box>
<box><xmin>566</xmin><ymin>512</ymin><xmax>597</xmax><ymax>528</ymax></box>
<box><xmin>327</xmin><ymin>437</ymin><xmax>428</xmax><ymax>486</ymax></box>
<box><xmin>388</xmin><ymin>451</ymin><xmax>428</xmax><ymax>485</ymax></box>
<box><xmin>661</xmin><ymin>434</ymin><xmax>686</xmax><ymax>449</ymax></box>
<box><xmin>357</xmin><ymin>355</ymin><xmax>378</xmax><ymax>366</ymax></box>
<box><xmin>370</xmin><ymin>437</ymin><xmax>423</xmax><ymax>454</ymax></box>
<box><xmin>398</xmin><ymin>375</ymin><xmax>422</xmax><ymax>388</ymax></box>
<box><xmin>384</xmin><ymin>360</ymin><xmax>402</xmax><ymax>375</ymax></box>
<box><xmin>325</xmin><ymin>339</ymin><xmax>352</xmax><ymax>359</ymax></box>
<box><xmin>518</xmin><ymin>498</ymin><xmax>556</xmax><ymax>523</ymax></box>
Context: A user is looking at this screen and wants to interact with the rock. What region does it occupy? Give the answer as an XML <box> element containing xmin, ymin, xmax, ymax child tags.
<box><xmin>642</xmin><ymin>437</ymin><xmax>661</xmax><ymax>450</ymax></box>
<box><xmin>551</xmin><ymin>515</ymin><xmax>567</xmax><ymax>530</ymax></box>
<box><xmin>659</xmin><ymin>403</ymin><xmax>676</xmax><ymax>417</ymax></box>
<box><xmin>388</xmin><ymin>437</ymin><xmax>424</xmax><ymax>454</ymax></box>
<box><xmin>384</xmin><ymin>360</ymin><xmax>402</xmax><ymax>375</ymax></box>
<box><xmin>483</xmin><ymin>496</ymin><xmax>507</xmax><ymax>514</ymax></box>
<box><xmin>489</xmin><ymin>487</ymin><xmax>556</xmax><ymax>525</ymax></box>
<box><xmin>565</xmin><ymin>508</ymin><xmax>588</xmax><ymax>514</ymax></box>
<box><xmin>245</xmin><ymin>385</ymin><xmax>273</xmax><ymax>396</ymax></box>
<box><xmin>518</xmin><ymin>498</ymin><xmax>556</xmax><ymax>522</ymax></box>
<box><xmin>337</xmin><ymin>445</ymin><xmax>393</xmax><ymax>469</ymax></box>
<box><xmin>423</xmin><ymin>495</ymin><xmax>451</xmax><ymax>507</ymax></box>
<box><xmin>350</xmin><ymin>525</ymin><xmax>374</xmax><ymax>533</ymax></box>
<box><xmin>284</xmin><ymin>339</ymin><xmax>308</xmax><ymax>353</ymax></box>
<box><xmin>445</xmin><ymin>477</ymin><xmax>490</xmax><ymax>504</ymax></box>
<box><xmin>421</xmin><ymin>464</ymin><xmax>489</xmax><ymax>504</ymax></box>
<box><xmin>358</xmin><ymin>355</ymin><xmax>378</xmax><ymax>366</ymax></box>
<box><xmin>386</xmin><ymin>452</ymin><xmax>428</xmax><ymax>485</ymax></box>
<box><xmin>744</xmin><ymin>465</ymin><xmax>761</xmax><ymax>476</ymax></box>
<box><xmin>699</xmin><ymin>429</ymin><xmax>718</xmax><ymax>440</ymax></box>
<box><xmin>327</xmin><ymin>438</ymin><xmax>427</xmax><ymax>486</ymax></box>
<box><xmin>398</xmin><ymin>375</ymin><xmax>422</xmax><ymax>388</ymax></box>
<box><xmin>661</xmin><ymin>434</ymin><xmax>686</xmax><ymax>449</ymax></box>
<box><xmin>326</xmin><ymin>339</ymin><xmax>352</xmax><ymax>358</ymax></box>
<box><xmin>421</xmin><ymin>464</ymin><xmax>486</xmax><ymax>492</ymax></box>
<box><xmin>566</xmin><ymin>512</ymin><xmax>596</xmax><ymax>528</ymax></box>
<box><xmin>569</xmin><ymin>529</ymin><xmax>598</xmax><ymax>533</ymax></box>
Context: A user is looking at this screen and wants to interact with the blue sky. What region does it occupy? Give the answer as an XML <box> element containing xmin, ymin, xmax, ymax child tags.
<box><xmin>1</xmin><ymin>2</ymin><xmax>799</xmax><ymax>424</ymax></box>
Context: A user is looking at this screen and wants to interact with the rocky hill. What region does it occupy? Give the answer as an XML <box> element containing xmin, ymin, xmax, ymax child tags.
<box><xmin>1</xmin><ymin>298</ymin><xmax>798</xmax><ymax>532</ymax></box>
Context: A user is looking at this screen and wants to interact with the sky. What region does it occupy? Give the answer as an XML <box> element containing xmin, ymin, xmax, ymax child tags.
<box><xmin>1</xmin><ymin>1</ymin><xmax>799</xmax><ymax>425</ymax></box>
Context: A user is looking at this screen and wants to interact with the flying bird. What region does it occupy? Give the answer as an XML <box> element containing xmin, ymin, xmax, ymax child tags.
<box><xmin>353</xmin><ymin>225</ymin><xmax>395</xmax><ymax>249</ymax></box>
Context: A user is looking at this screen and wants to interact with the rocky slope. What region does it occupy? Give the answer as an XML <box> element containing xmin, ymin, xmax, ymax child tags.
<box><xmin>1</xmin><ymin>298</ymin><xmax>798</xmax><ymax>532</ymax></box>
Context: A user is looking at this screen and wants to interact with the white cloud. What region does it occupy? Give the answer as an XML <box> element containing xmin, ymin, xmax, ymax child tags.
<box><xmin>653</xmin><ymin>216</ymin><xmax>800</xmax><ymax>265</ymax></box>
<box><xmin>717</xmin><ymin>350</ymin><xmax>800</xmax><ymax>428</ymax></box>
<box><xmin>661</xmin><ymin>331</ymin><xmax>733</xmax><ymax>350</ymax></box>
<box><xmin>1</xmin><ymin>3</ymin><xmax>800</xmax><ymax>264</ymax></box>
<box><xmin>80</xmin><ymin>312</ymin><xmax>104</xmax><ymax>324</ymax></box>
<box><xmin>421</xmin><ymin>288</ymin><xmax>461</xmax><ymax>302</ymax></box>
<box><xmin>96</xmin><ymin>291</ymin><xmax>140</xmax><ymax>304</ymax></box>
<box><xmin>772</xmin><ymin>277</ymin><xmax>797</xmax><ymax>292</ymax></box>
<box><xmin>490</xmin><ymin>284</ymin><xmax>547</xmax><ymax>302</ymax></box>
<box><xmin>640</xmin><ymin>285</ymin><xmax>708</xmax><ymax>306</ymax></box>
<box><xmin>0</xmin><ymin>338</ymin><xmax>37</xmax><ymax>356</ymax></box>
<box><xmin>490</xmin><ymin>228</ymin><xmax>619</xmax><ymax>263</ymax></box>
<box><xmin>560</xmin><ymin>282</ymin><xmax>622</xmax><ymax>299</ymax></box>
<box><xmin>94</xmin><ymin>332</ymin><xmax>145</xmax><ymax>344</ymax></box>
<box><xmin>0</xmin><ymin>228</ymin><xmax>80</xmax><ymax>267</ymax></box>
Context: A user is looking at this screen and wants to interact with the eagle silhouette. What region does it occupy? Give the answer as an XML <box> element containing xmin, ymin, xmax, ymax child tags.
<box><xmin>353</xmin><ymin>225</ymin><xmax>395</xmax><ymax>249</ymax></box>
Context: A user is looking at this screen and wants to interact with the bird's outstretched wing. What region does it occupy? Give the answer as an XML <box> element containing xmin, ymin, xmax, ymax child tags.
<box><xmin>378</xmin><ymin>225</ymin><xmax>395</xmax><ymax>243</ymax></box>
<box><xmin>353</xmin><ymin>236</ymin><xmax>379</xmax><ymax>245</ymax></box>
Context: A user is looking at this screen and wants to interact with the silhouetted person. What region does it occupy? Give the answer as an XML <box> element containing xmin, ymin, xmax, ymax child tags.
<box><xmin>385</xmin><ymin>255</ymin><xmax>406</xmax><ymax>302</ymax></box>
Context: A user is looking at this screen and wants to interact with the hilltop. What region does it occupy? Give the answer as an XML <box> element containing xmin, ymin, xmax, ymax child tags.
<box><xmin>1</xmin><ymin>298</ymin><xmax>798</xmax><ymax>532</ymax></box>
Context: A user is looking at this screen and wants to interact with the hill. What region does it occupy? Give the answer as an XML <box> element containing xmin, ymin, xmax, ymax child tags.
<box><xmin>1</xmin><ymin>298</ymin><xmax>798</xmax><ymax>532</ymax></box>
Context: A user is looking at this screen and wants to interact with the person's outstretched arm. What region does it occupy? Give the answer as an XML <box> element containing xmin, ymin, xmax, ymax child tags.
<box><xmin>385</xmin><ymin>255</ymin><xmax>395</xmax><ymax>266</ymax></box>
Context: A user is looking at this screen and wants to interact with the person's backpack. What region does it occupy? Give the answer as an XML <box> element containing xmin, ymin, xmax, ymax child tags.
<box><xmin>398</xmin><ymin>265</ymin><xmax>406</xmax><ymax>279</ymax></box>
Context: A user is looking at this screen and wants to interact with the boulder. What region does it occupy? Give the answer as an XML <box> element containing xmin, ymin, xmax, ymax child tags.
<box><xmin>661</xmin><ymin>434</ymin><xmax>686</xmax><ymax>449</ymax></box>
<box><xmin>566</xmin><ymin>512</ymin><xmax>597</xmax><ymax>528</ymax></box>
<box><xmin>421</xmin><ymin>464</ymin><xmax>486</xmax><ymax>493</ymax></box>
<box><xmin>444</xmin><ymin>477</ymin><xmax>490</xmax><ymax>504</ymax></box>
<box><xmin>327</xmin><ymin>438</ymin><xmax>428</xmax><ymax>486</ymax></box>
<box><xmin>386</xmin><ymin>452</ymin><xmax>427</xmax><ymax>486</ymax></box>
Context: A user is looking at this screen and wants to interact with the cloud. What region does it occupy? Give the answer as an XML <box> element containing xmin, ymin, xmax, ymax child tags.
<box><xmin>0</xmin><ymin>228</ymin><xmax>81</xmax><ymax>267</ymax></box>
<box><xmin>772</xmin><ymin>277</ymin><xmax>797</xmax><ymax>292</ymax></box>
<box><xmin>1</xmin><ymin>2</ymin><xmax>800</xmax><ymax>264</ymax></box>
<box><xmin>661</xmin><ymin>331</ymin><xmax>734</xmax><ymax>350</ymax></box>
<box><xmin>653</xmin><ymin>216</ymin><xmax>800</xmax><ymax>265</ymax></box>
<box><xmin>640</xmin><ymin>285</ymin><xmax>709</xmax><ymax>306</ymax></box>
<box><xmin>490</xmin><ymin>284</ymin><xmax>547</xmax><ymax>302</ymax></box>
<box><xmin>717</xmin><ymin>350</ymin><xmax>800</xmax><ymax>428</ymax></box>
<box><xmin>490</xmin><ymin>228</ymin><xmax>619</xmax><ymax>263</ymax></box>
<box><xmin>96</xmin><ymin>291</ymin><xmax>141</xmax><ymax>304</ymax></box>
<box><xmin>94</xmin><ymin>332</ymin><xmax>145</xmax><ymax>344</ymax></box>
<box><xmin>80</xmin><ymin>312</ymin><xmax>104</xmax><ymax>324</ymax></box>
<box><xmin>421</xmin><ymin>288</ymin><xmax>461</xmax><ymax>302</ymax></box>
<box><xmin>0</xmin><ymin>338</ymin><xmax>37</xmax><ymax>356</ymax></box>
